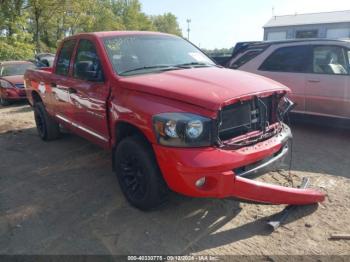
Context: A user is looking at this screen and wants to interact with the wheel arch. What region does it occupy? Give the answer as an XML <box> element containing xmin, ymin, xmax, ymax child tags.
<box><xmin>31</xmin><ymin>90</ymin><xmax>43</xmax><ymax>104</ymax></box>
<box><xmin>112</xmin><ymin>120</ymin><xmax>155</xmax><ymax>171</ymax></box>
<box><xmin>114</xmin><ymin>121</ymin><xmax>151</xmax><ymax>148</ymax></box>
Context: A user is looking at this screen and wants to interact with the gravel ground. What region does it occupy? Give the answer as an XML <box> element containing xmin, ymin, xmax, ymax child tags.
<box><xmin>0</xmin><ymin>102</ymin><xmax>349</xmax><ymax>255</ymax></box>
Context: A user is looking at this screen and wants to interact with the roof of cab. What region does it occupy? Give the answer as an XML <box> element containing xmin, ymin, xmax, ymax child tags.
<box><xmin>70</xmin><ymin>31</ymin><xmax>175</xmax><ymax>39</ymax></box>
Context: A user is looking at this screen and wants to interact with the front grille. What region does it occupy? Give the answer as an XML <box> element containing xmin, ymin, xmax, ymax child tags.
<box><xmin>15</xmin><ymin>84</ymin><xmax>25</xmax><ymax>89</ymax></box>
<box><xmin>218</xmin><ymin>95</ymin><xmax>278</xmax><ymax>141</ymax></box>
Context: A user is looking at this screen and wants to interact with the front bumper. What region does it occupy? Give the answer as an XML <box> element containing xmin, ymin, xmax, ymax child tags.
<box><xmin>2</xmin><ymin>88</ymin><xmax>27</xmax><ymax>100</ymax></box>
<box><xmin>153</xmin><ymin>124</ymin><xmax>325</xmax><ymax>205</ymax></box>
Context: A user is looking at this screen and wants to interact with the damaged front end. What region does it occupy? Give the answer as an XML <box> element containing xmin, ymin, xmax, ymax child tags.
<box><xmin>216</xmin><ymin>93</ymin><xmax>293</xmax><ymax>148</ymax></box>
<box><xmin>215</xmin><ymin>92</ymin><xmax>325</xmax><ymax>205</ymax></box>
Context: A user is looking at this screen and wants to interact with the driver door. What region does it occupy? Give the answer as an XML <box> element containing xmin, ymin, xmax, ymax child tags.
<box><xmin>68</xmin><ymin>38</ymin><xmax>110</xmax><ymax>147</ymax></box>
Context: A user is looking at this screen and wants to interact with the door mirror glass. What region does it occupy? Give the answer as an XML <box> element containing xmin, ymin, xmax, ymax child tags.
<box><xmin>75</xmin><ymin>61</ymin><xmax>102</xmax><ymax>81</ymax></box>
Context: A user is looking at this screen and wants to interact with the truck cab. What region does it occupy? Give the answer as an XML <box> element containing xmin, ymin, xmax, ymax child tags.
<box><xmin>24</xmin><ymin>31</ymin><xmax>325</xmax><ymax>210</ymax></box>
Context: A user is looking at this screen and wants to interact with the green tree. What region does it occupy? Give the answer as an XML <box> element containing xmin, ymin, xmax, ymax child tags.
<box><xmin>0</xmin><ymin>40</ymin><xmax>35</xmax><ymax>60</ymax></box>
<box><xmin>112</xmin><ymin>0</ymin><xmax>154</xmax><ymax>31</ymax></box>
<box><xmin>0</xmin><ymin>0</ymin><xmax>26</xmax><ymax>37</ymax></box>
<box><xmin>0</xmin><ymin>0</ymin><xmax>34</xmax><ymax>60</ymax></box>
<box><xmin>0</xmin><ymin>0</ymin><xmax>183</xmax><ymax>59</ymax></box>
<box><xmin>202</xmin><ymin>47</ymin><xmax>233</xmax><ymax>57</ymax></box>
<box><xmin>28</xmin><ymin>0</ymin><xmax>65</xmax><ymax>52</ymax></box>
<box><xmin>151</xmin><ymin>13</ymin><xmax>182</xmax><ymax>36</ymax></box>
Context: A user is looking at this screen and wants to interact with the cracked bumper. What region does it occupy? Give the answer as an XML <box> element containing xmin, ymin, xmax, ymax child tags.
<box><xmin>2</xmin><ymin>88</ymin><xmax>27</xmax><ymax>100</ymax></box>
<box><xmin>153</xmin><ymin>124</ymin><xmax>325</xmax><ymax>205</ymax></box>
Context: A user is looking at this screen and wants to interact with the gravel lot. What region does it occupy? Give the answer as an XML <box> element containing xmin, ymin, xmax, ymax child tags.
<box><xmin>0</xmin><ymin>102</ymin><xmax>349</xmax><ymax>255</ymax></box>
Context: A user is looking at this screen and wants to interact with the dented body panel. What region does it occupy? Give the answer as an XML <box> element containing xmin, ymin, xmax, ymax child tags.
<box><xmin>24</xmin><ymin>31</ymin><xmax>325</xmax><ymax>205</ymax></box>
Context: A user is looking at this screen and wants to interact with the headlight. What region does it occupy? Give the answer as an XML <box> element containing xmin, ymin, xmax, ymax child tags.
<box><xmin>186</xmin><ymin>120</ymin><xmax>203</xmax><ymax>139</ymax></box>
<box><xmin>153</xmin><ymin>113</ymin><xmax>214</xmax><ymax>147</ymax></box>
<box><xmin>1</xmin><ymin>81</ymin><xmax>14</xmax><ymax>89</ymax></box>
<box><xmin>278</xmin><ymin>97</ymin><xmax>296</xmax><ymax>120</ymax></box>
<box><xmin>164</xmin><ymin>120</ymin><xmax>178</xmax><ymax>138</ymax></box>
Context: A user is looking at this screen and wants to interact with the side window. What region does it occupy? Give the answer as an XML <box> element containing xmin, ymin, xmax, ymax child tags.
<box><xmin>230</xmin><ymin>50</ymin><xmax>262</xmax><ymax>69</ymax></box>
<box><xmin>55</xmin><ymin>40</ymin><xmax>76</xmax><ymax>76</ymax></box>
<box><xmin>73</xmin><ymin>39</ymin><xmax>104</xmax><ymax>82</ymax></box>
<box><xmin>313</xmin><ymin>46</ymin><xmax>349</xmax><ymax>75</ymax></box>
<box><xmin>259</xmin><ymin>46</ymin><xmax>311</xmax><ymax>73</ymax></box>
<box><xmin>296</xmin><ymin>30</ymin><xmax>318</xmax><ymax>39</ymax></box>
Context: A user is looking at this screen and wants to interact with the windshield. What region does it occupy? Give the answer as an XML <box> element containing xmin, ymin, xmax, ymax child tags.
<box><xmin>103</xmin><ymin>35</ymin><xmax>215</xmax><ymax>76</ymax></box>
<box><xmin>0</xmin><ymin>63</ymin><xmax>35</xmax><ymax>77</ymax></box>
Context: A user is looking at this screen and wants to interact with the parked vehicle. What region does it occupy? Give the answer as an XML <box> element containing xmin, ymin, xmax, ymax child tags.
<box><xmin>212</xmin><ymin>40</ymin><xmax>350</xmax><ymax>125</ymax></box>
<box><xmin>24</xmin><ymin>31</ymin><xmax>324</xmax><ymax>210</ymax></box>
<box><xmin>0</xmin><ymin>61</ymin><xmax>35</xmax><ymax>106</ymax></box>
<box><xmin>34</xmin><ymin>53</ymin><xmax>55</xmax><ymax>67</ymax></box>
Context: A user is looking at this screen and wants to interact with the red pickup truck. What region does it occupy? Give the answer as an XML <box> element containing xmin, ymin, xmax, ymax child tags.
<box><xmin>24</xmin><ymin>31</ymin><xmax>325</xmax><ymax>210</ymax></box>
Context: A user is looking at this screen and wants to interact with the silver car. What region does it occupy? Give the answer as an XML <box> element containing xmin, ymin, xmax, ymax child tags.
<box><xmin>217</xmin><ymin>39</ymin><xmax>350</xmax><ymax>123</ymax></box>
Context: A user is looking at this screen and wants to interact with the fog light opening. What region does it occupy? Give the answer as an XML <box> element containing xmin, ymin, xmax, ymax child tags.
<box><xmin>195</xmin><ymin>177</ymin><xmax>206</xmax><ymax>188</ymax></box>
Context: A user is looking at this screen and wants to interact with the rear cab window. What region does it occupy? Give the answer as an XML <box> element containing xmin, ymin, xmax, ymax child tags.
<box><xmin>55</xmin><ymin>39</ymin><xmax>77</xmax><ymax>76</ymax></box>
<box><xmin>259</xmin><ymin>45</ymin><xmax>312</xmax><ymax>73</ymax></box>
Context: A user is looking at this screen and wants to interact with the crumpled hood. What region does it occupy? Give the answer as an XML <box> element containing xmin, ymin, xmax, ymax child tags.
<box><xmin>1</xmin><ymin>75</ymin><xmax>24</xmax><ymax>85</ymax></box>
<box><xmin>119</xmin><ymin>67</ymin><xmax>289</xmax><ymax>111</ymax></box>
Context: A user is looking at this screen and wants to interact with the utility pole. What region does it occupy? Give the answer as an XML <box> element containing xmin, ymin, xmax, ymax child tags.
<box><xmin>186</xmin><ymin>19</ymin><xmax>191</xmax><ymax>40</ymax></box>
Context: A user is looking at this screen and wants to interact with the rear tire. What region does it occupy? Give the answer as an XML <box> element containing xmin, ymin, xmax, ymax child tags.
<box><xmin>34</xmin><ymin>102</ymin><xmax>60</xmax><ymax>141</ymax></box>
<box><xmin>0</xmin><ymin>96</ymin><xmax>10</xmax><ymax>106</ymax></box>
<box><xmin>114</xmin><ymin>135</ymin><xmax>169</xmax><ymax>211</ymax></box>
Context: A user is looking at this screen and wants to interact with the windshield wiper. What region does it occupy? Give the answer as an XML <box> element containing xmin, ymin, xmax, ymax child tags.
<box><xmin>119</xmin><ymin>62</ymin><xmax>221</xmax><ymax>76</ymax></box>
<box><xmin>174</xmin><ymin>62</ymin><xmax>221</xmax><ymax>68</ymax></box>
<box><xmin>119</xmin><ymin>65</ymin><xmax>180</xmax><ymax>75</ymax></box>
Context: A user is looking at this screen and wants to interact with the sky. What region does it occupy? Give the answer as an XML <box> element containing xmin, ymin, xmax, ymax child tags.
<box><xmin>140</xmin><ymin>0</ymin><xmax>350</xmax><ymax>49</ymax></box>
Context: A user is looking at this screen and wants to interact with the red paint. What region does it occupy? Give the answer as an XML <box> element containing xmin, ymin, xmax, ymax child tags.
<box><xmin>24</xmin><ymin>31</ymin><xmax>325</xmax><ymax>205</ymax></box>
<box><xmin>0</xmin><ymin>62</ymin><xmax>33</xmax><ymax>101</ymax></box>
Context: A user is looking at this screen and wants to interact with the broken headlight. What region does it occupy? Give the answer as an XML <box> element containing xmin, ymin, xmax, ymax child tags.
<box><xmin>153</xmin><ymin>113</ymin><xmax>213</xmax><ymax>147</ymax></box>
<box><xmin>278</xmin><ymin>97</ymin><xmax>295</xmax><ymax>121</ymax></box>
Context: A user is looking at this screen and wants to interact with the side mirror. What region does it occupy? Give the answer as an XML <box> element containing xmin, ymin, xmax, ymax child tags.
<box><xmin>75</xmin><ymin>61</ymin><xmax>103</xmax><ymax>82</ymax></box>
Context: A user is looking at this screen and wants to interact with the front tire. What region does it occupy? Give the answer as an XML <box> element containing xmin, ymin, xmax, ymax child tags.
<box><xmin>114</xmin><ymin>135</ymin><xmax>169</xmax><ymax>210</ymax></box>
<box><xmin>0</xmin><ymin>96</ymin><xmax>10</xmax><ymax>106</ymax></box>
<box><xmin>34</xmin><ymin>102</ymin><xmax>61</xmax><ymax>141</ymax></box>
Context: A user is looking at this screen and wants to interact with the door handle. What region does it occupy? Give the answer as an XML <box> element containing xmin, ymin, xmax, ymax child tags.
<box><xmin>68</xmin><ymin>87</ymin><xmax>77</xmax><ymax>94</ymax></box>
<box><xmin>308</xmin><ymin>80</ymin><xmax>320</xmax><ymax>83</ymax></box>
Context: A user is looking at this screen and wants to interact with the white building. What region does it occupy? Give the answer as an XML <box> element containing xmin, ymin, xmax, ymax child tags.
<box><xmin>264</xmin><ymin>10</ymin><xmax>350</xmax><ymax>41</ymax></box>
